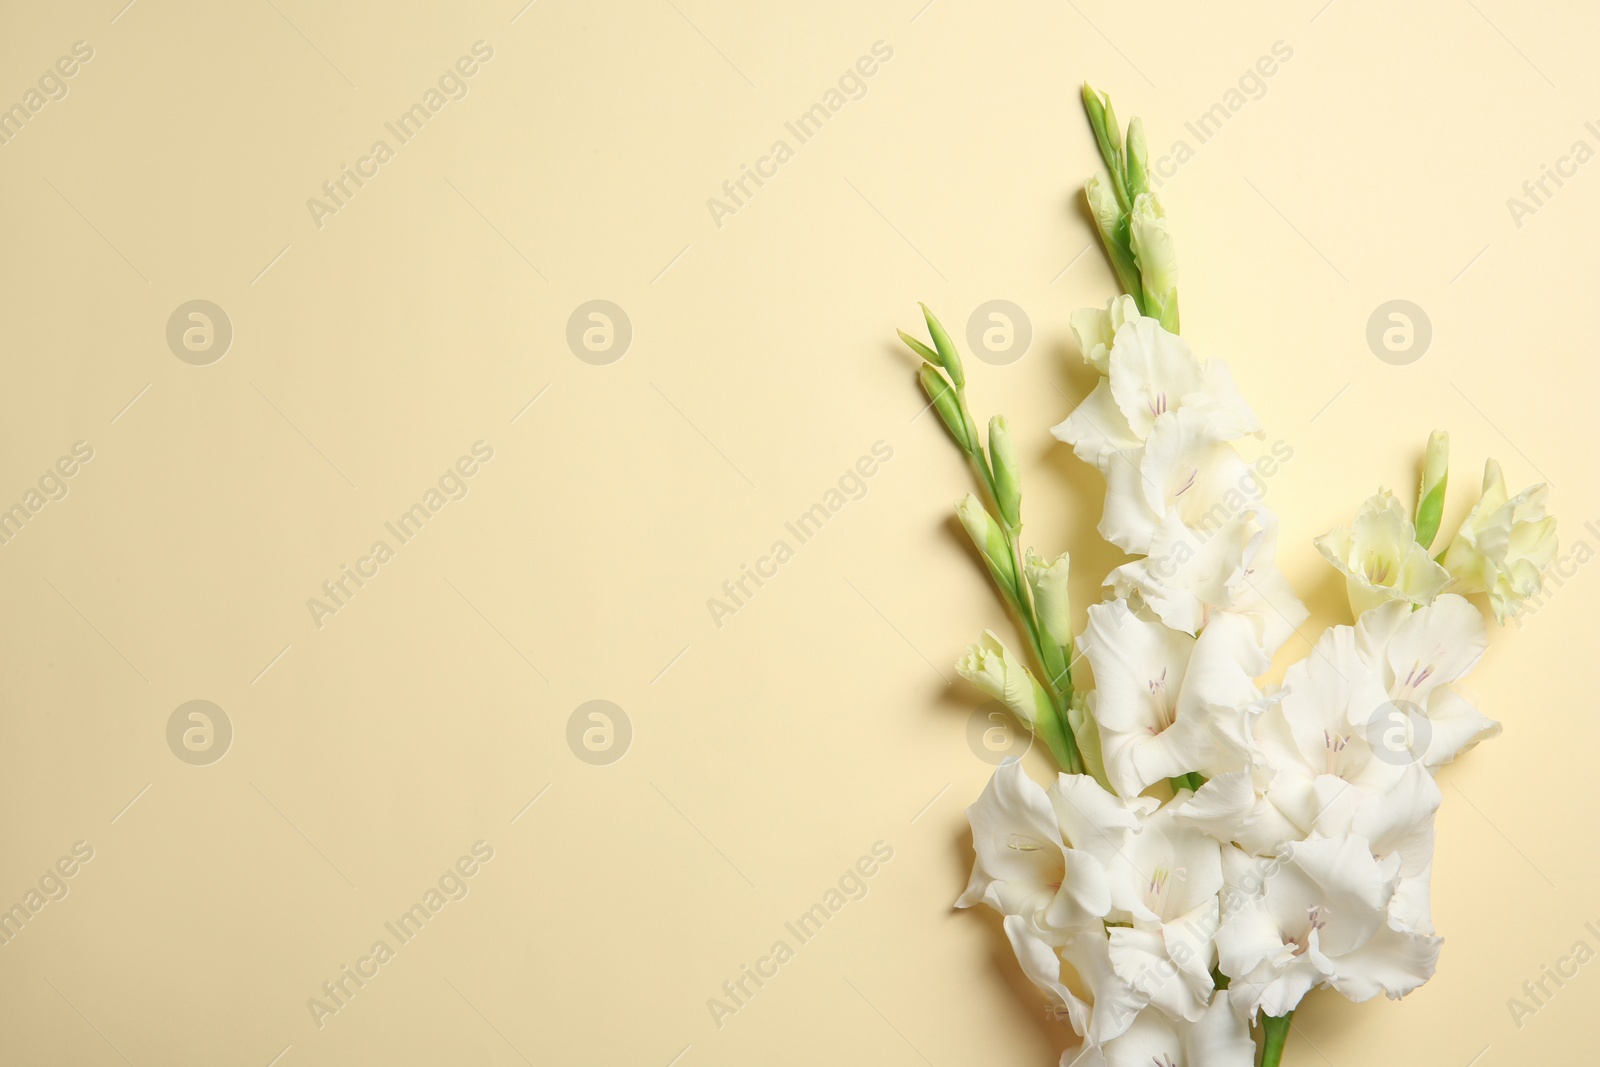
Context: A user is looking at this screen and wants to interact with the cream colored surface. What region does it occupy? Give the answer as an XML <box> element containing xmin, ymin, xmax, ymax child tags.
<box><xmin>1</xmin><ymin>1</ymin><xmax>1595</xmax><ymax>1063</ymax></box>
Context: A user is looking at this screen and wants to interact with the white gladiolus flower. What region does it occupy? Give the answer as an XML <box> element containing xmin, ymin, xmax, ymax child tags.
<box><xmin>1217</xmin><ymin>834</ymin><xmax>1442</xmax><ymax>1021</ymax></box>
<box><xmin>955</xmin><ymin>760</ymin><xmax>1119</xmax><ymax>941</ymax></box>
<box><xmin>1006</xmin><ymin>914</ymin><xmax>1149</xmax><ymax>1045</ymax></box>
<box><xmin>1099</xmin><ymin>408</ymin><xmax>1257</xmax><ymax>555</ymax></box>
<box><xmin>1065</xmin><ymin>991</ymin><xmax>1256</xmax><ymax>1067</ymax></box>
<box><xmin>1072</xmin><ymin>295</ymin><xmax>1142</xmax><ymax>375</ymax></box>
<box><xmin>959</xmin><ymin>763</ymin><xmax>1158</xmax><ymax>1045</ymax></box>
<box><xmin>1315</xmin><ymin>489</ymin><xmax>1451</xmax><ymax>618</ymax></box>
<box><xmin>1107</xmin><ymin>507</ymin><xmax>1308</xmax><ymax>657</ymax></box>
<box><xmin>1052</xmin><ymin>317</ymin><xmax>1257</xmax><ymax>476</ymax></box>
<box><xmin>1440</xmin><ymin>459</ymin><xmax>1559</xmax><ymax>623</ymax></box>
<box><xmin>1100</xmin><ymin>799</ymin><xmax>1225</xmax><ymax>1021</ymax></box>
<box><xmin>1350</xmin><ymin>595</ymin><xmax>1500</xmax><ymax>769</ymax></box>
<box><xmin>1253</xmin><ymin>624</ymin><xmax>1411</xmax><ymax>829</ymax></box>
<box><xmin>1079</xmin><ymin>603</ymin><xmax>1267</xmax><ymax>798</ymax></box>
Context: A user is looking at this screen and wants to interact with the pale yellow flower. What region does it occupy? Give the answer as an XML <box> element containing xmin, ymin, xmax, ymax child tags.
<box><xmin>1440</xmin><ymin>459</ymin><xmax>1558</xmax><ymax>623</ymax></box>
<box><xmin>1315</xmin><ymin>490</ymin><xmax>1449</xmax><ymax>618</ymax></box>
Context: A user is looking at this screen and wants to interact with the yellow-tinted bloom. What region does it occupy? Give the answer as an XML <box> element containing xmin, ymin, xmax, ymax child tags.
<box><xmin>1441</xmin><ymin>459</ymin><xmax>1558</xmax><ymax>623</ymax></box>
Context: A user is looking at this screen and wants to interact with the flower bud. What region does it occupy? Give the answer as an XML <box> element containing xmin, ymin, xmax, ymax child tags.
<box><xmin>1024</xmin><ymin>548</ymin><xmax>1072</xmax><ymax>651</ymax></box>
<box><xmin>1102</xmin><ymin>96</ymin><xmax>1124</xmax><ymax>164</ymax></box>
<box><xmin>1086</xmin><ymin>177</ymin><xmax>1142</xmax><ymax>303</ymax></box>
<box><xmin>1081</xmin><ymin>83</ymin><xmax>1116</xmax><ymax>180</ymax></box>
<box><xmin>988</xmin><ymin>415</ymin><xmax>1021</xmax><ymax>528</ymax></box>
<box><xmin>920</xmin><ymin>365</ymin><xmax>971</xmax><ymax>452</ymax></box>
<box><xmin>1085</xmin><ymin>175</ymin><xmax>1120</xmax><ymax>237</ymax></box>
<box><xmin>1415</xmin><ymin>430</ymin><xmax>1449</xmax><ymax>549</ymax></box>
<box><xmin>1125</xmin><ymin>116</ymin><xmax>1149</xmax><ymax>199</ymax></box>
<box><xmin>1129</xmin><ymin>192</ymin><xmax>1178</xmax><ymax>332</ymax></box>
<box><xmin>919</xmin><ymin>303</ymin><xmax>964</xmax><ymax>389</ymax></box>
<box><xmin>956</xmin><ymin>493</ymin><xmax>1017</xmax><ymax>592</ymax></box>
<box><xmin>956</xmin><ymin>631</ymin><xmax>1052</xmax><ymax>731</ymax></box>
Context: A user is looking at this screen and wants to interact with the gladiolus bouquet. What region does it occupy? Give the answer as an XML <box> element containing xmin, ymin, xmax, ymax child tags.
<box><xmin>898</xmin><ymin>86</ymin><xmax>1558</xmax><ymax>1066</ymax></box>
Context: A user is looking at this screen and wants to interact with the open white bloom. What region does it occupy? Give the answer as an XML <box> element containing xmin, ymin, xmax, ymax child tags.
<box><xmin>960</xmin><ymin>763</ymin><xmax>1156</xmax><ymax>1044</ymax></box>
<box><xmin>1250</xmin><ymin>624</ymin><xmax>1409</xmax><ymax>840</ymax></box>
<box><xmin>956</xmin><ymin>760</ymin><xmax>1118</xmax><ymax>941</ymax></box>
<box><xmin>1350</xmin><ymin>595</ymin><xmax>1499</xmax><ymax>769</ymax></box>
<box><xmin>1100</xmin><ymin>798</ymin><xmax>1224</xmax><ymax>1020</ymax></box>
<box><xmin>1315</xmin><ymin>490</ymin><xmax>1450</xmax><ymax>618</ymax></box>
<box><xmin>1066</xmin><ymin>992</ymin><xmax>1256</xmax><ymax>1067</ymax></box>
<box><xmin>1217</xmin><ymin>834</ymin><xmax>1441</xmax><ymax>1020</ymax></box>
<box><xmin>1079</xmin><ymin>602</ymin><xmax>1267</xmax><ymax>798</ymax></box>
<box><xmin>1072</xmin><ymin>294</ymin><xmax>1142</xmax><ymax>375</ymax></box>
<box><xmin>1052</xmin><ymin>317</ymin><xmax>1257</xmax><ymax>475</ymax></box>
<box><xmin>1108</xmin><ymin>507</ymin><xmax>1307</xmax><ymax>658</ymax></box>
<box><xmin>1099</xmin><ymin>408</ymin><xmax>1257</xmax><ymax>555</ymax></box>
<box><xmin>989</xmin><ymin>776</ymin><xmax>1235</xmax><ymax>1041</ymax></box>
<box><xmin>1006</xmin><ymin>914</ymin><xmax>1147</xmax><ymax>1045</ymax></box>
<box><xmin>1188</xmin><ymin>596</ymin><xmax>1488</xmax><ymax>836</ymax></box>
<box><xmin>1440</xmin><ymin>459</ymin><xmax>1558</xmax><ymax>623</ymax></box>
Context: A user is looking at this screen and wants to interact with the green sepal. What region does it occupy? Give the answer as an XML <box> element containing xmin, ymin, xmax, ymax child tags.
<box><xmin>919</xmin><ymin>303</ymin><xmax>964</xmax><ymax>389</ymax></box>
<box><xmin>919</xmin><ymin>365</ymin><xmax>971</xmax><ymax>452</ymax></box>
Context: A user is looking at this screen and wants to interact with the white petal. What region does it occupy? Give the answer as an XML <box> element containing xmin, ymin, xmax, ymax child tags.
<box><xmin>1182</xmin><ymin>991</ymin><xmax>1257</xmax><ymax>1066</ymax></box>
<box><xmin>1061</xmin><ymin>926</ymin><xmax>1148</xmax><ymax>1044</ymax></box>
<box><xmin>1052</xmin><ymin>379</ymin><xmax>1141</xmax><ymax>474</ymax></box>
<box><xmin>1418</xmin><ymin>687</ymin><xmax>1501</xmax><ymax>767</ymax></box>
<box><xmin>1051</xmin><ymin>773</ymin><xmax>1145</xmax><ymax>852</ymax></box>
<box><xmin>1107</xmin><ymin>319</ymin><xmax>1206</xmax><ymax>440</ymax></box>
<box><xmin>1080</xmin><ymin>603</ymin><xmax>1194</xmax><ymax>737</ymax></box>
<box><xmin>956</xmin><ymin>760</ymin><xmax>1068</xmax><ymax>916</ymax></box>
<box><xmin>1003</xmin><ymin>915</ymin><xmax>1092</xmax><ymax>1035</ymax></box>
<box><xmin>1381</xmin><ymin>594</ymin><xmax>1487</xmax><ymax>702</ymax></box>
<box><xmin>1215</xmin><ymin>899</ymin><xmax>1285</xmax><ymax>981</ymax></box>
<box><xmin>1097</xmin><ymin>1007</ymin><xmax>1183</xmax><ymax>1067</ymax></box>
<box><xmin>1350</xmin><ymin>764</ymin><xmax>1439</xmax><ymax>876</ymax></box>
<box><xmin>1108</xmin><ymin>925</ymin><xmax>1212</xmax><ymax>1021</ymax></box>
<box><xmin>1325</xmin><ymin>917</ymin><xmax>1442</xmax><ymax>1002</ymax></box>
<box><xmin>1175</xmin><ymin>771</ymin><xmax>1259</xmax><ymax>842</ymax></box>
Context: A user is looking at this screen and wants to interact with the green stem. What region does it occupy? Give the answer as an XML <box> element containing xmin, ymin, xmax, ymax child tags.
<box><xmin>1258</xmin><ymin>1011</ymin><xmax>1292</xmax><ymax>1067</ymax></box>
<box><xmin>952</xmin><ymin>386</ymin><xmax>1084</xmax><ymax>777</ymax></box>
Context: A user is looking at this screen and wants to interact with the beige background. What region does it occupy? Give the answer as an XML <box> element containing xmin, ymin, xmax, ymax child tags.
<box><xmin>1</xmin><ymin>0</ymin><xmax>1596</xmax><ymax>1064</ymax></box>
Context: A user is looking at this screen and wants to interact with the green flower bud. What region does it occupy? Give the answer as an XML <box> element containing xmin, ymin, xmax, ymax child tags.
<box><xmin>919</xmin><ymin>303</ymin><xmax>964</xmax><ymax>389</ymax></box>
<box><xmin>1415</xmin><ymin>430</ymin><xmax>1449</xmax><ymax>550</ymax></box>
<box><xmin>920</xmin><ymin>365</ymin><xmax>971</xmax><ymax>452</ymax></box>
<box><xmin>958</xmin><ymin>631</ymin><xmax>1078</xmax><ymax>773</ymax></box>
<box><xmin>1024</xmin><ymin>548</ymin><xmax>1071</xmax><ymax>651</ymax></box>
<box><xmin>1125</xmin><ymin>116</ymin><xmax>1149</xmax><ymax>199</ymax></box>
<box><xmin>1081</xmin><ymin>82</ymin><xmax>1110</xmax><ymax>159</ymax></box>
<box><xmin>1081</xmin><ymin>83</ymin><xmax>1129</xmax><ymax>210</ymax></box>
<box><xmin>1102</xmin><ymin>97</ymin><xmax>1124</xmax><ymax>167</ymax></box>
<box><xmin>988</xmin><ymin>415</ymin><xmax>1021</xmax><ymax>529</ymax></box>
<box><xmin>956</xmin><ymin>493</ymin><xmax>1017</xmax><ymax>592</ymax></box>
<box><xmin>956</xmin><ymin>631</ymin><xmax>1052</xmax><ymax>731</ymax></box>
<box><xmin>1128</xmin><ymin>192</ymin><xmax>1179</xmax><ymax>332</ymax></box>
<box><xmin>1086</xmin><ymin>177</ymin><xmax>1144</xmax><ymax>310</ymax></box>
